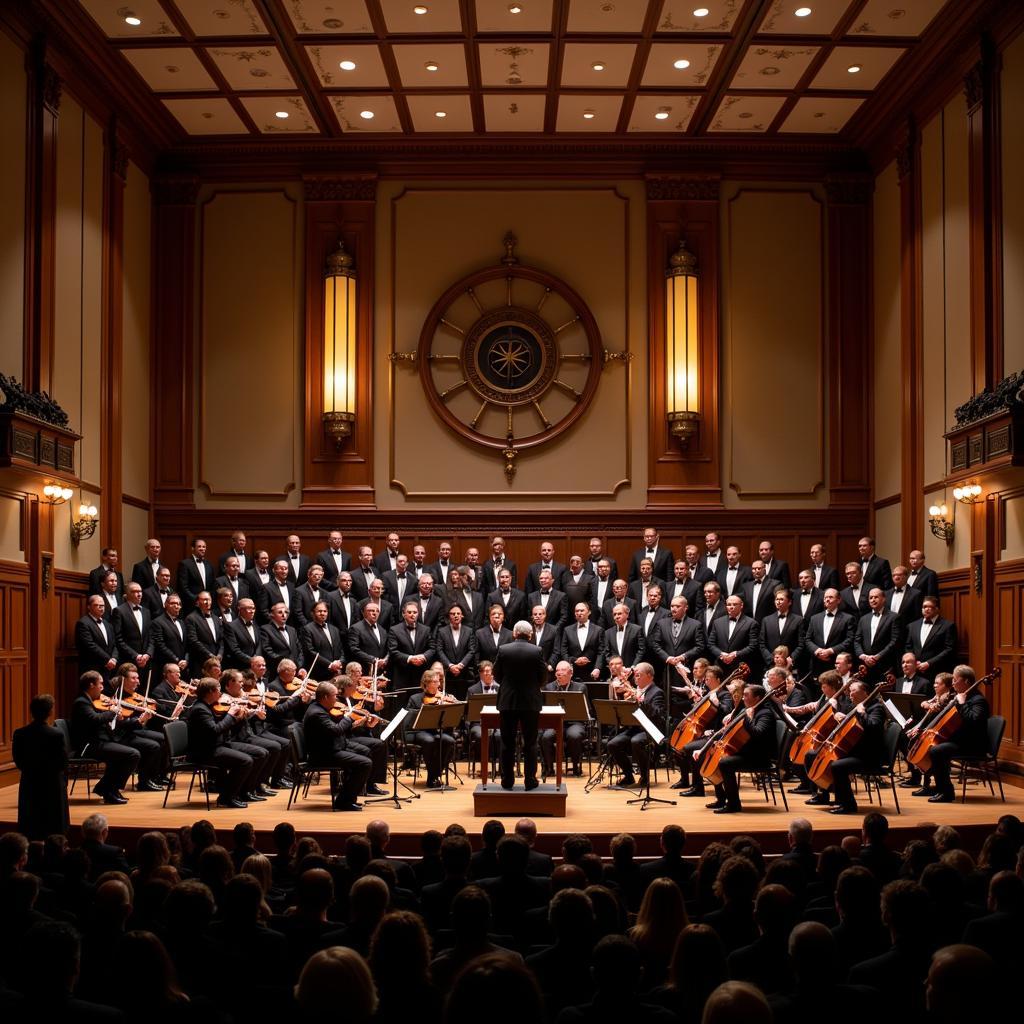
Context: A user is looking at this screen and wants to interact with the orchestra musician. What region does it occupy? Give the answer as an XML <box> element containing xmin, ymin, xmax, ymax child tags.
<box><xmin>901</xmin><ymin>670</ymin><xmax>952</xmax><ymax>796</ymax></box>
<box><xmin>606</xmin><ymin>662</ymin><xmax>665</xmax><ymax>789</ymax></box>
<box><xmin>671</xmin><ymin>664</ymin><xmax>733</xmax><ymax>795</ymax></box>
<box><xmin>108</xmin><ymin>663</ymin><xmax>167</xmax><ymax>791</ymax></box>
<box><xmin>70</xmin><ymin>671</ymin><xmax>141</xmax><ymax>804</ymax></box>
<box><xmin>335</xmin><ymin>673</ymin><xmax>388</xmax><ymax>793</ymax></box>
<box><xmin>788</xmin><ymin>670</ymin><xmax>851</xmax><ymax>795</ymax></box>
<box><xmin>466</xmin><ymin>659</ymin><xmax>501</xmax><ymax>765</ymax></box>
<box><xmin>302</xmin><ymin>680</ymin><xmax>372</xmax><ymax>811</ymax></box>
<box><xmin>405</xmin><ymin>669</ymin><xmax>460</xmax><ymax>790</ymax></box>
<box><xmin>541</xmin><ymin>660</ymin><xmax>588</xmax><ymax>778</ymax></box>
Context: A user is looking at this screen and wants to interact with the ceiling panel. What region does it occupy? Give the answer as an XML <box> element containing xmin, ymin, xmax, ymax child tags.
<box><xmin>758</xmin><ymin>0</ymin><xmax>850</xmax><ymax>36</ymax></box>
<box><xmin>810</xmin><ymin>45</ymin><xmax>906</xmax><ymax>90</ymax></box>
<box><xmin>566</xmin><ymin>0</ymin><xmax>649</xmax><ymax>34</ymax></box>
<box><xmin>405</xmin><ymin>93</ymin><xmax>475</xmax><ymax>131</ymax></box>
<box><xmin>780</xmin><ymin>95</ymin><xmax>865</xmax><ymax>132</ymax></box>
<box><xmin>282</xmin><ymin>0</ymin><xmax>375</xmax><ymax>34</ymax></box>
<box><xmin>641</xmin><ymin>43</ymin><xmax>723</xmax><ymax>87</ymax></box>
<box><xmin>478</xmin><ymin>43</ymin><xmax>552</xmax><ymax>87</ymax></box>
<box><xmin>162</xmin><ymin>97</ymin><xmax>248</xmax><ymax>134</ymax></box>
<box><xmin>330</xmin><ymin>94</ymin><xmax>404</xmax><ymax>132</ymax></box>
<box><xmin>392</xmin><ymin>44</ymin><xmax>471</xmax><ymax>88</ymax></box>
<box><xmin>627</xmin><ymin>93</ymin><xmax>700</xmax><ymax>132</ymax></box>
<box><xmin>561</xmin><ymin>43</ymin><xmax>637</xmax><ymax>88</ymax></box>
<box><xmin>474</xmin><ymin>0</ymin><xmax>555</xmax><ymax>32</ymax></box>
<box><xmin>239</xmin><ymin>95</ymin><xmax>319</xmax><ymax>132</ymax></box>
<box><xmin>379</xmin><ymin>0</ymin><xmax>464</xmax><ymax>33</ymax></box>
<box><xmin>708</xmin><ymin>93</ymin><xmax>787</xmax><ymax>131</ymax></box>
<box><xmin>306</xmin><ymin>44</ymin><xmax>391</xmax><ymax>88</ymax></box>
<box><xmin>79</xmin><ymin>0</ymin><xmax>180</xmax><ymax>38</ymax></box>
<box><xmin>848</xmin><ymin>0</ymin><xmax>949</xmax><ymax>38</ymax></box>
<box><xmin>656</xmin><ymin>0</ymin><xmax>743</xmax><ymax>34</ymax></box>
<box><xmin>206</xmin><ymin>47</ymin><xmax>298</xmax><ymax>91</ymax></box>
<box><xmin>731</xmin><ymin>45</ymin><xmax>819</xmax><ymax>90</ymax></box>
<box><xmin>121</xmin><ymin>47</ymin><xmax>218</xmax><ymax>92</ymax></box>
<box><xmin>483</xmin><ymin>93</ymin><xmax>548</xmax><ymax>131</ymax></box>
<box><xmin>555</xmin><ymin>93</ymin><xmax>624</xmax><ymax>131</ymax></box>
<box><xmin>175</xmin><ymin>0</ymin><xmax>268</xmax><ymax>37</ymax></box>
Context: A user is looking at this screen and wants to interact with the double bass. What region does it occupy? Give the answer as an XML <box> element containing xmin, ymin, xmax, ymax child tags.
<box><xmin>807</xmin><ymin>676</ymin><xmax>894</xmax><ymax>789</ymax></box>
<box><xmin>907</xmin><ymin>667</ymin><xmax>1000</xmax><ymax>772</ymax></box>
<box><xmin>695</xmin><ymin>680</ymin><xmax>787</xmax><ymax>785</ymax></box>
<box><xmin>669</xmin><ymin>663</ymin><xmax>749</xmax><ymax>753</ymax></box>
<box><xmin>787</xmin><ymin>666</ymin><xmax>867</xmax><ymax>766</ymax></box>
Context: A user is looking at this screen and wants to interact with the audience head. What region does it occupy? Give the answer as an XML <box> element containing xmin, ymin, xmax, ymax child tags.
<box><xmin>445</xmin><ymin>953</ymin><xmax>543</xmax><ymax>1024</ymax></box>
<box><xmin>296</xmin><ymin>947</ymin><xmax>377</xmax><ymax>1021</ymax></box>
<box><xmin>702</xmin><ymin>981</ymin><xmax>773</xmax><ymax>1024</ymax></box>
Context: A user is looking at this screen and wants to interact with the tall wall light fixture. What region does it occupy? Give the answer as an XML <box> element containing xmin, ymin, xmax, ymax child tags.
<box><xmin>665</xmin><ymin>238</ymin><xmax>700</xmax><ymax>448</ymax></box>
<box><xmin>323</xmin><ymin>239</ymin><xmax>357</xmax><ymax>450</ymax></box>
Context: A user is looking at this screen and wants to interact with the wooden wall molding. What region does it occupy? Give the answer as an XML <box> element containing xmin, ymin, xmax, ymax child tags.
<box><xmin>0</xmin><ymin>560</ymin><xmax>31</xmax><ymax>774</ymax></box>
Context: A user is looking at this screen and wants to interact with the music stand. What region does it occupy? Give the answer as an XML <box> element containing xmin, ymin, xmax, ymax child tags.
<box><xmin>627</xmin><ymin>707</ymin><xmax>676</xmax><ymax>810</ymax></box>
<box><xmin>543</xmin><ymin>690</ymin><xmax>591</xmax><ymax>778</ymax></box>
<box><xmin>364</xmin><ymin>708</ymin><xmax>419</xmax><ymax>807</ymax></box>
<box><xmin>411</xmin><ymin>701</ymin><xmax>466</xmax><ymax>793</ymax></box>
<box><xmin>584</xmin><ymin>699</ymin><xmax>637</xmax><ymax>792</ymax></box>
<box><xmin>467</xmin><ymin>693</ymin><xmax>499</xmax><ymax>778</ymax></box>
<box><xmin>887</xmin><ymin>690</ymin><xmax>928</xmax><ymax>725</ymax></box>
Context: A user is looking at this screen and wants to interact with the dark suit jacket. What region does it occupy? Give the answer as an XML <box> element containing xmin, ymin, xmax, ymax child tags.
<box><xmin>12</xmin><ymin>719</ymin><xmax>69</xmax><ymax>839</ymax></box>
<box><xmin>792</xmin><ymin>587</ymin><xmax>826</xmax><ymax>620</ymax></box>
<box><xmin>532</xmin><ymin>623</ymin><xmax>561</xmax><ymax>673</ymax></box>
<box><xmin>315</xmin><ymin>547</ymin><xmax>352</xmax><ymax>589</ymax></box>
<box><xmin>75</xmin><ymin>615</ymin><xmax>117</xmax><ymax>679</ymax></box>
<box><xmin>425</xmin><ymin>560</ymin><xmax>457</xmax><ymax>592</ymax></box>
<box><xmin>860</xmin><ymin>555</ymin><xmax>893</xmax><ymax>592</ymax></box>
<box><xmin>810</xmin><ymin>564</ymin><xmax>841</xmax><ymax>593</ymax></box>
<box><xmin>373</xmin><ymin>549</ymin><xmax>401</xmax><ymax>576</ymax></box>
<box><xmin>260</xmin><ymin>622</ymin><xmax>304</xmax><ymax>677</ymax></box>
<box><xmin>349</xmin><ymin>565</ymin><xmax>380</xmax><ymax>604</ymax></box>
<box><xmin>527</xmin><ymin>589</ymin><xmax>569</xmax><ymax>630</ymax></box>
<box><xmin>637</xmin><ymin>605</ymin><xmax>670</xmax><ymax>643</ymax></box>
<box><xmin>381</xmin><ymin>569</ymin><xmax>417</xmax><ymax>609</ymax></box>
<box><xmin>585</xmin><ymin>556</ymin><xmax>619</xmax><ymax>580</ymax></box>
<box><xmin>223</xmin><ymin>617</ymin><xmax>264</xmax><ymax>671</ymax></box>
<box><xmin>853</xmin><ymin>611</ymin><xmax>903</xmax><ymax>679</ymax></box>
<box><xmin>649</xmin><ymin>616</ymin><xmax>706</xmax><ymax>670</ymax></box>
<box><xmin>97</xmin><ymin>591</ymin><xmax>121</xmax><ymax>622</ymax></box>
<box><xmin>243</xmin><ymin>568</ymin><xmax>274</xmax><ymax>619</ymax></box>
<box><xmin>292</xmin><ymin>583</ymin><xmax>329</xmax><ymax>629</ymax></box>
<box><xmin>216</xmin><ymin>548</ymin><xmax>249</xmax><ymax>575</ymax></box>
<box><xmin>263</xmin><ymin>579</ymin><xmax>297</xmax><ymax>624</ymax></box>
<box><xmin>601</xmin><ymin>594</ymin><xmax>639</xmax><ymax>629</ymax></box>
<box><xmin>628</xmin><ymin>547</ymin><xmax>675</xmax><ymax>583</ymax></box>
<box><xmin>175</xmin><ymin>556</ymin><xmax>215</xmax><ymax>614</ymax></box>
<box><xmin>708</xmin><ymin>615</ymin><xmax>761</xmax><ymax>672</ymax></box>
<box><xmin>906</xmin><ymin>565</ymin><xmax>940</xmax><ymax>598</ymax></box>
<box><xmin>525</xmin><ymin>561</ymin><xmax>568</xmax><ymax>595</ymax></box>
<box><xmin>411</xmin><ymin>593</ymin><xmax>446</xmax><ymax>632</ymax></box>
<box><xmin>278</xmin><ymin>553</ymin><xmax>312</xmax><ymax>587</ymax></box>
<box><xmin>742</xmin><ymin>578</ymin><xmax>782</xmax><ymax>621</ymax></box>
<box><xmin>604</xmin><ymin>622</ymin><xmax>645</xmax><ymax>668</ymax></box>
<box><xmin>718</xmin><ymin>564</ymin><xmax>754</xmax><ymax>598</ymax></box>
<box><xmin>486</xmin><ymin>587</ymin><xmax>529</xmax><ymax>627</ymax></box>
<box><xmin>300</xmin><ymin>621</ymin><xmax>346</xmax><ymax>679</ymax></box>
<box><xmin>111</xmin><ymin>603</ymin><xmax>153</xmax><ymax>665</ymax></box>
<box><xmin>589</xmin><ymin>577</ymin><xmax>617</xmax><ymax>620</ymax></box>
<box><xmin>187</xmin><ymin>699</ymin><xmax>237</xmax><ymax>760</ymax></box>
<box><xmin>387</xmin><ymin>623</ymin><xmax>436</xmax><ymax>689</ymax></box>
<box><xmin>482</xmin><ymin>558</ymin><xmax>518</xmax><ymax>593</ymax></box>
<box><xmin>70</xmin><ymin>693</ymin><xmax>118</xmax><ymax>752</ymax></box>
<box><xmin>142</xmin><ymin>585</ymin><xmax>175</xmax><ymax>620</ymax></box>
<box><xmin>475</xmin><ymin>625</ymin><xmax>514</xmax><ymax>667</ymax></box>
<box><xmin>347</xmin><ymin>619</ymin><xmax>388</xmax><ymax>673</ymax></box>
<box><xmin>436</xmin><ymin>625</ymin><xmax>477</xmax><ymax>678</ymax></box>
<box><xmin>839</xmin><ymin>585</ymin><xmax>871</xmax><ymax>619</ymax></box>
<box><xmin>559</xmin><ymin>622</ymin><xmax>605</xmax><ymax>681</ymax></box>
<box><xmin>328</xmin><ymin>590</ymin><xmax>362</xmax><ymax>634</ymax></box>
<box><xmin>185</xmin><ymin>610</ymin><xmax>223</xmax><ymax>678</ymax></box>
<box><xmin>214</xmin><ymin>574</ymin><xmax>251</xmax><ymax>607</ymax></box>
<box><xmin>664</xmin><ymin>576</ymin><xmax>705</xmax><ymax>617</ymax></box>
<box><xmin>627</xmin><ymin>577</ymin><xmax>668</xmax><ymax>609</ymax></box>
<box><xmin>493</xmin><ymin>640</ymin><xmax>548</xmax><ymax>712</ymax></box>
<box><xmin>905</xmin><ymin>617</ymin><xmax>958</xmax><ymax>677</ymax></box>
<box><xmin>700</xmin><ymin>600</ymin><xmax>728</xmax><ymax>637</ymax></box>
<box><xmin>449</xmin><ymin>589</ymin><xmax>485</xmax><ymax>631</ymax></box>
<box><xmin>758</xmin><ymin>613</ymin><xmax>805</xmax><ymax>672</ymax></box>
<box><xmin>151</xmin><ymin>614</ymin><xmax>188</xmax><ymax>673</ymax></box>
<box><xmin>358</xmin><ymin>595</ymin><xmax>395</xmax><ymax>630</ymax></box>
<box><xmin>130</xmin><ymin>559</ymin><xmax>163</xmax><ymax>590</ymax></box>
<box><xmin>884</xmin><ymin>585</ymin><xmax>924</xmax><ymax>626</ymax></box>
<box><xmin>803</xmin><ymin>610</ymin><xmax>855</xmax><ymax>662</ymax></box>
<box><xmin>88</xmin><ymin>565</ymin><xmax>124</xmax><ymax>598</ymax></box>
<box><xmin>562</xmin><ymin>572</ymin><xmax>595</xmax><ymax>614</ymax></box>
<box><xmin>762</xmin><ymin>559</ymin><xmax>792</xmax><ymax>591</ymax></box>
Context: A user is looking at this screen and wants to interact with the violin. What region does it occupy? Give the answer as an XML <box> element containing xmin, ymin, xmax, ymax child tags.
<box><xmin>423</xmin><ymin>692</ymin><xmax>459</xmax><ymax>705</ymax></box>
<box><xmin>696</xmin><ymin>680</ymin><xmax>787</xmax><ymax>785</ymax></box>
<box><xmin>669</xmin><ymin>663</ymin><xmax>749</xmax><ymax>753</ymax></box>
<box><xmin>175</xmin><ymin>679</ymin><xmax>198</xmax><ymax>697</ymax></box>
<box><xmin>788</xmin><ymin>665</ymin><xmax>867</xmax><ymax>766</ymax></box>
<box><xmin>907</xmin><ymin>667</ymin><xmax>1000</xmax><ymax>771</ymax></box>
<box><xmin>213</xmin><ymin>695</ymin><xmax>250</xmax><ymax>717</ymax></box>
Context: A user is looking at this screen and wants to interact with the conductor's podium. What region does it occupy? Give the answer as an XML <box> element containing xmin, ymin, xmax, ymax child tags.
<box><xmin>472</xmin><ymin>705</ymin><xmax>567</xmax><ymax>817</ymax></box>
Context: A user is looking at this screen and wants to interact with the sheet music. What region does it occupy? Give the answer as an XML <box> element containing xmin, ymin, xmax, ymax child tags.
<box><xmin>882</xmin><ymin>698</ymin><xmax>908</xmax><ymax>729</ymax></box>
<box><xmin>633</xmin><ymin>707</ymin><xmax>665</xmax><ymax>744</ymax></box>
<box><xmin>380</xmin><ymin>707</ymin><xmax>408</xmax><ymax>742</ymax></box>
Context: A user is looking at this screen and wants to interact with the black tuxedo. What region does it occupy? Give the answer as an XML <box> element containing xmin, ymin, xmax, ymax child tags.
<box><xmin>241</xmin><ymin>568</ymin><xmax>272</xmax><ymax>619</ymax></box>
<box><xmin>586</xmin><ymin>555</ymin><xmax>619</xmax><ymax>580</ymax></box>
<box><xmin>860</xmin><ymin>554</ymin><xmax>893</xmax><ymax>592</ymax></box>
<box><xmin>260</xmin><ymin>622</ymin><xmax>304</xmax><ymax>678</ymax></box>
<box><xmin>792</xmin><ymin>586</ymin><xmax>826</xmax><ymax>620</ymax></box>
<box><xmin>718</xmin><ymin>564</ymin><xmax>754</xmax><ymax>599</ymax></box>
<box><xmin>412</xmin><ymin>592</ymin><xmax>446</xmax><ymax>632</ymax></box>
<box><xmin>435</xmin><ymin>624</ymin><xmax>477</xmax><ymax>696</ymax></box>
<box><xmin>315</xmin><ymin>547</ymin><xmax>352</xmax><ymax>589</ymax></box>
<box><xmin>906</xmin><ymin>565</ymin><xmax>939</xmax><ymax>598</ymax></box>
<box><xmin>637</xmin><ymin>605</ymin><xmax>670</xmax><ymax>645</ymax></box>
<box><xmin>559</xmin><ymin>621</ymin><xmax>605</xmax><ymax>681</ymax></box>
<box><xmin>358</xmin><ymin>595</ymin><xmax>395</xmax><ymax>630</ymax></box>
<box><xmin>853</xmin><ymin>611</ymin><xmax>903</xmax><ymax>679</ymax></box>
<box><xmin>840</xmin><ymin>585</ymin><xmax>871</xmax><ymax>619</ymax></box>
<box><xmin>493</xmin><ymin>639</ymin><xmax>549</xmax><ymax>787</ymax></box>
<box><xmin>589</xmin><ymin>576</ymin><xmax>617</xmax><ymax>620</ymax></box>
<box><xmin>884</xmin><ymin>585</ymin><xmax>924</xmax><ymax>626</ymax></box>
<box><xmin>699</xmin><ymin>550</ymin><xmax>726</xmax><ymax>581</ymax></box>
<box><xmin>292</xmin><ymin>583</ymin><xmax>329</xmax><ymax>629</ymax></box>
<box><xmin>628</xmin><ymin>547</ymin><xmax>674</xmax><ymax>583</ymax></box>
<box><xmin>142</xmin><ymin>584</ymin><xmax>175</xmax><ymax>620</ymax></box>
<box><xmin>482</xmin><ymin>557</ymin><xmax>518</xmax><ymax>593</ymax></box>
<box><xmin>300</xmin><ymin>620</ymin><xmax>347</xmax><ymax>680</ymax></box>
<box><xmin>11</xmin><ymin>719</ymin><xmax>69</xmax><ymax>839</ymax></box>
<box><xmin>486</xmin><ymin>587</ymin><xmax>529</xmax><ymax>627</ymax></box>
<box><xmin>649</xmin><ymin>616</ymin><xmax>706</xmax><ymax>672</ymax></box>
<box><xmin>608</xmin><ymin>683</ymin><xmax>667</xmax><ymax>781</ymax></box>
<box><xmin>111</xmin><ymin>602</ymin><xmax>153</xmax><ymax>669</ymax></box>
<box><xmin>223</xmin><ymin>617</ymin><xmax>264</xmax><ymax>671</ymax></box>
<box><xmin>602</xmin><ymin>594</ymin><xmax>638</xmax><ymax>628</ymax></box>
<box><xmin>708</xmin><ymin>615</ymin><xmax>761</xmax><ymax>673</ymax></box>
<box><xmin>349</xmin><ymin>564</ymin><xmax>379</xmax><ymax>603</ymax></box>
<box><xmin>278</xmin><ymin>552</ymin><xmax>312</xmax><ymax>587</ymax></box>
<box><xmin>263</xmin><ymin>578</ymin><xmax>297</xmax><ymax>624</ymax></box>
<box><xmin>803</xmin><ymin>610</ymin><xmax>855</xmax><ymax>666</ymax></box>
<box><xmin>151</xmin><ymin>613</ymin><xmax>188</xmax><ymax>674</ymax></box>
<box><xmin>809</xmin><ymin>563</ymin><xmax>841</xmax><ymax>592</ymax></box>
<box><xmin>541</xmin><ymin>679</ymin><xmax>588</xmax><ymax>771</ymax></box>
<box><xmin>380</xmin><ymin>568</ymin><xmax>417</xmax><ymax>609</ymax></box>
<box><xmin>373</xmin><ymin>549</ymin><xmax>401</xmax><ymax>576</ymax></box>
<box><xmin>187</xmin><ymin>699</ymin><xmax>262</xmax><ymax>801</ymax></box>
<box><xmin>762</xmin><ymin>559</ymin><xmax>792</xmax><ymax>591</ymax></box>
<box><xmin>97</xmin><ymin>590</ymin><xmax>122</xmax><ymax>622</ymax></box>
<box><xmin>905</xmin><ymin>617</ymin><xmax>958</xmax><ymax>677</ymax></box>
<box><xmin>475</xmin><ymin>625</ymin><xmax>514</xmax><ymax>667</ymax></box>
<box><xmin>562</xmin><ymin>571</ymin><xmax>595</xmax><ymax>613</ymax></box>
<box><xmin>176</xmin><ymin>556</ymin><xmax>215</xmax><ymax>614</ymax></box>
<box><xmin>387</xmin><ymin>622</ymin><xmax>436</xmax><ymax>690</ymax></box>
<box><xmin>70</xmin><ymin>693</ymin><xmax>137</xmax><ymax>795</ymax></box>
<box><xmin>604</xmin><ymin>622</ymin><xmax>645</xmax><ymax>668</ymax></box>
<box><xmin>700</xmin><ymin>600</ymin><xmax>728</xmax><ymax>637</ymax></box>
<box><xmin>216</xmin><ymin>548</ymin><xmax>249</xmax><ymax>575</ymax></box>
<box><xmin>131</xmin><ymin>558</ymin><xmax>163</xmax><ymax>590</ymax></box>
<box><xmin>328</xmin><ymin>589</ymin><xmax>361</xmax><ymax>634</ymax></box>
<box><xmin>532</xmin><ymin>623</ymin><xmax>561</xmax><ymax>674</ymax></box>
<box><xmin>214</xmin><ymin>574</ymin><xmax>251</xmax><ymax>608</ymax></box>
<box><xmin>185</xmin><ymin>610</ymin><xmax>223</xmax><ymax>678</ymax></box>
<box><xmin>527</xmin><ymin>588</ymin><xmax>569</xmax><ymax>629</ymax></box>
<box><xmin>742</xmin><ymin>578</ymin><xmax>782</xmax><ymax>622</ymax></box>
<box><xmin>449</xmin><ymin>588</ymin><xmax>485</xmax><ymax>630</ymax></box>
<box><xmin>347</xmin><ymin>619</ymin><xmax>388</xmax><ymax>673</ymax></box>
<box><xmin>75</xmin><ymin>614</ymin><xmax>117</xmax><ymax>680</ymax></box>
<box><xmin>664</xmin><ymin>576</ymin><xmax>705</xmax><ymax>617</ymax></box>
<box><xmin>525</xmin><ymin>560</ymin><xmax>568</xmax><ymax>595</ymax></box>
<box><xmin>88</xmin><ymin>565</ymin><xmax>124</xmax><ymax>598</ymax></box>
<box><xmin>627</xmin><ymin>576</ymin><xmax>668</xmax><ymax>610</ymax></box>
<box><xmin>758</xmin><ymin>613</ymin><xmax>805</xmax><ymax>673</ymax></box>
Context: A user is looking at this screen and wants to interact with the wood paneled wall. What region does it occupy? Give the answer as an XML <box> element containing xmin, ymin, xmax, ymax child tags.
<box><xmin>0</xmin><ymin>561</ymin><xmax>31</xmax><ymax>771</ymax></box>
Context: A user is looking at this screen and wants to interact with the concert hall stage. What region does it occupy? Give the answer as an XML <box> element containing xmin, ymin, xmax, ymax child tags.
<box><xmin>2</xmin><ymin>775</ymin><xmax>1019</xmax><ymax>857</ymax></box>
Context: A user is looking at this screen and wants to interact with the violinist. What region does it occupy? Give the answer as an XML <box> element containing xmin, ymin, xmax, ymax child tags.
<box><xmin>149</xmin><ymin>662</ymin><xmax>190</xmax><ymax>725</ymax></box>
<box><xmin>541</xmin><ymin>660</ymin><xmax>588</xmax><ymax>777</ymax></box>
<box><xmin>901</xmin><ymin>671</ymin><xmax>951</xmax><ymax>795</ymax></box>
<box><xmin>607</xmin><ymin>662</ymin><xmax>665</xmax><ymax>789</ymax></box>
<box><xmin>919</xmin><ymin>663</ymin><xmax>990</xmax><ymax>803</ymax></box>
<box><xmin>109</xmin><ymin>663</ymin><xmax>167</xmax><ymax>791</ymax></box>
<box><xmin>220</xmin><ymin>669</ymin><xmax>284</xmax><ymax>797</ymax></box>
<box><xmin>248</xmin><ymin>655</ymin><xmax>313</xmax><ymax>786</ymax></box>
<box><xmin>704</xmin><ymin>677</ymin><xmax>779</xmax><ymax>814</ymax></box>
<box><xmin>803</xmin><ymin>679</ymin><xmax>886</xmax><ymax>814</ymax></box>
<box><xmin>772</xmin><ymin>662</ymin><xmax>815</xmax><ymax>717</ymax></box>
<box><xmin>788</xmin><ymin>671</ymin><xmax>850</xmax><ymax>795</ymax></box>
<box><xmin>337</xmin><ymin>674</ymin><xmax>388</xmax><ymax>794</ymax></box>
<box><xmin>405</xmin><ymin>669</ymin><xmax>459</xmax><ymax>790</ymax></box>
<box><xmin>466</xmin><ymin>659</ymin><xmax>502</xmax><ymax>766</ymax></box>
<box><xmin>671</xmin><ymin>664</ymin><xmax>733</xmax><ymax>796</ymax></box>
<box><xmin>69</xmin><ymin>670</ymin><xmax>140</xmax><ymax>805</ymax></box>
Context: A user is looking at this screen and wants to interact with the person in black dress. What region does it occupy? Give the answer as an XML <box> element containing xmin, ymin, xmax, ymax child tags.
<box><xmin>12</xmin><ymin>693</ymin><xmax>69</xmax><ymax>839</ymax></box>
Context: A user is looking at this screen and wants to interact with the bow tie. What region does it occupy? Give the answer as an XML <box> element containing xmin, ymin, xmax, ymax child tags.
<box><xmin>646</xmin><ymin>550</ymin><xmax>655</xmax><ymax>556</ymax></box>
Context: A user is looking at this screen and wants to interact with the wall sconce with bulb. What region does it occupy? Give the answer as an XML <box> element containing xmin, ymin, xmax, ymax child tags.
<box><xmin>322</xmin><ymin>238</ymin><xmax>357</xmax><ymax>450</ymax></box>
<box><xmin>71</xmin><ymin>502</ymin><xmax>98</xmax><ymax>545</ymax></box>
<box><xmin>928</xmin><ymin>503</ymin><xmax>955</xmax><ymax>544</ymax></box>
<box><xmin>665</xmin><ymin>237</ymin><xmax>700</xmax><ymax>449</ymax></box>
<box><xmin>953</xmin><ymin>482</ymin><xmax>983</xmax><ymax>504</ymax></box>
<box><xmin>42</xmin><ymin>483</ymin><xmax>74</xmax><ymax>505</ymax></box>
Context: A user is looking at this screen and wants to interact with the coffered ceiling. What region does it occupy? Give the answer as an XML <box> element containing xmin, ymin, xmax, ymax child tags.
<box><xmin>71</xmin><ymin>0</ymin><xmax>952</xmax><ymax>142</ymax></box>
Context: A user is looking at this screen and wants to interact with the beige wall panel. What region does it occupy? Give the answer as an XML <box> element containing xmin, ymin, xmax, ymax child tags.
<box><xmin>198</xmin><ymin>188</ymin><xmax>302</xmax><ymax>506</ymax></box>
<box><xmin>1003</xmin><ymin>493</ymin><xmax>1024</xmax><ymax>561</ymax></box>
<box><xmin>722</xmin><ymin>186</ymin><xmax>825</xmax><ymax>507</ymax></box>
<box><xmin>1002</xmin><ymin>31</ymin><xmax>1024</xmax><ymax>374</ymax></box>
<box><xmin>872</xmin><ymin>161</ymin><xmax>902</xmax><ymax>499</ymax></box>
<box><xmin>378</xmin><ymin>183</ymin><xmax>640</xmax><ymax>506</ymax></box>
<box><xmin>0</xmin><ymin>496</ymin><xmax>25</xmax><ymax>562</ymax></box>
<box><xmin>122</xmin><ymin>503</ymin><xmax>149</xmax><ymax>563</ymax></box>
<box><xmin>920</xmin><ymin>112</ymin><xmax>945</xmax><ymax>487</ymax></box>
<box><xmin>942</xmin><ymin>93</ymin><xmax>971</xmax><ymax>426</ymax></box>
<box><xmin>122</xmin><ymin>162</ymin><xmax>151</xmax><ymax>499</ymax></box>
<box><xmin>52</xmin><ymin>490</ymin><xmax>101</xmax><ymax>572</ymax></box>
<box><xmin>0</xmin><ymin>32</ymin><xmax>26</xmax><ymax>379</ymax></box>
<box><xmin>875</xmin><ymin>502</ymin><xmax>901</xmax><ymax>563</ymax></box>
<box><xmin>923</xmin><ymin>487</ymin><xmax>971</xmax><ymax>568</ymax></box>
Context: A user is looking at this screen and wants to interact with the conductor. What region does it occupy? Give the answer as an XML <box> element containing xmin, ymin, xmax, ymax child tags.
<box><xmin>493</xmin><ymin>619</ymin><xmax>548</xmax><ymax>791</ymax></box>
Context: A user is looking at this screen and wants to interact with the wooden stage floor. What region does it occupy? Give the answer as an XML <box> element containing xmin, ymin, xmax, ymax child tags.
<box><xmin>2</xmin><ymin>769</ymin><xmax>1020</xmax><ymax>856</ymax></box>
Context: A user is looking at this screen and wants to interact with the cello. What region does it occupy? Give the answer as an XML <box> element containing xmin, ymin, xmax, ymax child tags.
<box><xmin>907</xmin><ymin>667</ymin><xmax>1000</xmax><ymax>772</ymax></box>
<box><xmin>695</xmin><ymin>679</ymin><xmax>787</xmax><ymax>785</ymax></box>
<box><xmin>787</xmin><ymin>666</ymin><xmax>867</xmax><ymax>766</ymax></box>
<box><xmin>807</xmin><ymin>676</ymin><xmax>894</xmax><ymax>789</ymax></box>
<box><xmin>669</xmin><ymin>663</ymin><xmax>749</xmax><ymax>753</ymax></box>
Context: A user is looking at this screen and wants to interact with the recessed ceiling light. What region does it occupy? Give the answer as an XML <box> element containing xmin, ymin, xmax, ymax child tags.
<box><xmin>582</xmin><ymin>109</ymin><xmax>596</xmax><ymax>119</ymax></box>
<box><xmin>435</xmin><ymin>110</ymin><xmax>447</xmax><ymax>118</ymax></box>
<box><xmin>425</xmin><ymin>61</ymin><xmax>439</xmax><ymax>71</ymax></box>
<box><xmin>795</xmin><ymin>6</ymin><xmax>812</xmax><ymax>16</ymax></box>
<box><xmin>847</xmin><ymin>64</ymin><xmax>862</xmax><ymax>73</ymax></box>
<box><xmin>509</xmin><ymin>3</ymin><xmax>522</xmax><ymax>12</ymax></box>
<box><xmin>693</xmin><ymin>7</ymin><xmax>709</xmax><ymax>16</ymax></box>
<box><xmin>339</xmin><ymin>60</ymin><xmax>357</xmax><ymax>71</ymax></box>
<box><xmin>124</xmin><ymin>14</ymin><xmax>142</xmax><ymax>25</ymax></box>
<box><xmin>413</xmin><ymin>5</ymin><xmax>428</xmax><ymax>13</ymax></box>
<box><xmin>673</xmin><ymin>58</ymin><xmax>691</xmax><ymax>70</ymax></box>
<box><xmin>655</xmin><ymin>110</ymin><xmax>670</xmax><ymax>120</ymax></box>
<box><xmin>360</xmin><ymin>110</ymin><xmax>375</xmax><ymax>119</ymax></box>
<box><xmin>275</xmin><ymin>111</ymin><xmax>289</xmax><ymax>119</ymax></box>
<box><xmin>592</xmin><ymin>61</ymin><xmax>605</xmax><ymax>71</ymax></box>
